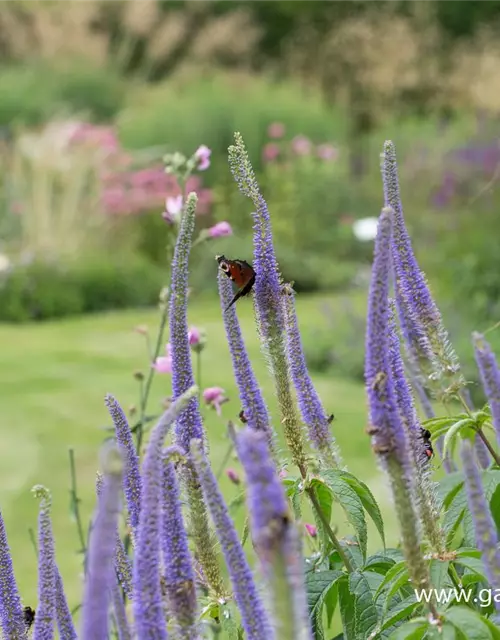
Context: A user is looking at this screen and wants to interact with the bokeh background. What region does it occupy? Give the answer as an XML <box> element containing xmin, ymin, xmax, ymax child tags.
<box><xmin>2</xmin><ymin>0</ymin><xmax>500</xmax><ymax>618</ymax></box>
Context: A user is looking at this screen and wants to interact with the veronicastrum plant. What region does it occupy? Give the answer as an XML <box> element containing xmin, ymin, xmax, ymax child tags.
<box><xmin>1</xmin><ymin>135</ymin><xmax>500</xmax><ymax>639</ymax></box>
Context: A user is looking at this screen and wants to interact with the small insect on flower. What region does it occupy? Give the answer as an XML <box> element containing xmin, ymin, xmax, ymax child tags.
<box><xmin>420</xmin><ymin>428</ymin><xmax>434</xmax><ymax>460</ymax></box>
<box><xmin>327</xmin><ymin>413</ymin><xmax>335</xmax><ymax>424</ymax></box>
<box><xmin>216</xmin><ymin>255</ymin><xmax>256</xmax><ymax>311</ymax></box>
<box><xmin>23</xmin><ymin>605</ymin><xmax>35</xmax><ymax>629</ymax></box>
<box><xmin>239</xmin><ymin>409</ymin><xmax>248</xmax><ymax>424</ymax></box>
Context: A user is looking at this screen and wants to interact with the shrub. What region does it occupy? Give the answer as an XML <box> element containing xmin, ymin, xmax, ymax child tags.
<box><xmin>0</xmin><ymin>255</ymin><xmax>165</xmax><ymax>323</ymax></box>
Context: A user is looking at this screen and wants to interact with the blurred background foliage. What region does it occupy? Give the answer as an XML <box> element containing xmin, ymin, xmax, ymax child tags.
<box><xmin>1</xmin><ymin>0</ymin><xmax>500</xmax><ymax>387</ymax></box>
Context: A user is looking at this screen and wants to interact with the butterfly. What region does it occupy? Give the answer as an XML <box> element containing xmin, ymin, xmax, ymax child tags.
<box><xmin>216</xmin><ymin>255</ymin><xmax>256</xmax><ymax>311</ymax></box>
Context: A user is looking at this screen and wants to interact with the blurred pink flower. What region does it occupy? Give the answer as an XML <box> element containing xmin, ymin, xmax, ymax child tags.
<box><xmin>316</xmin><ymin>144</ymin><xmax>339</xmax><ymax>161</ymax></box>
<box><xmin>188</xmin><ymin>326</ymin><xmax>201</xmax><ymax>345</ymax></box>
<box><xmin>203</xmin><ymin>386</ymin><xmax>227</xmax><ymax>415</ymax></box>
<box><xmin>162</xmin><ymin>195</ymin><xmax>183</xmax><ymax>223</ymax></box>
<box><xmin>207</xmin><ymin>221</ymin><xmax>232</xmax><ymax>238</ymax></box>
<box><xmin>291</xmin><ymin>135</ymin><xmax>312</xmax><ymax>156</ymax></box>
<box><xmin>262</xmin><ymin>142</ymin><xmax>280</xmax><ymax>163</ymax></box>
<box><xmin>152</xmin><ymin>344</ymin><xmax>172</xmax><ymax>374</ymax></box>
<box><xmin>268</xmin><ymin>122</ymin><xmax>285</xmax><ymax>139</ymax></box>
<box><xmin>195</xmin><ymin>145</ymin><xmax>212</xmax><ymax>171</ymax></box>
<box><xmin>305</xmin><ymin>523</ymin><xmax>317</xmax><ymax>538</ymax></box>
<box><xmin>102</xmin><ymin>186</ymin><xmax>130</xmax><ymax>215</ymax></box>
<box><xmin>226</xmin><ymin>468</ymin><xmax>241</xmax><ymax>485</ymax></box>
<box><xmin>279</xmin><ymin>468</ymin><xmax>288</xmax><ymax>479</ymax></box>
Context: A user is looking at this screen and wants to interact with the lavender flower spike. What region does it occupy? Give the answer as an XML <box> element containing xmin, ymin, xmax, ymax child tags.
<box><xmin>32</xmin><ymin>485</ymin><xmax>56</xmax><ymax>640</ymax></box>
<box><xmin>218</xmin><ymin>271</ymin><xmax>274</xmax><ymax>441</ymax></box>
<box><xmin>234</xmin><ymin>427</ymin><xmax>312</xmax><ymax>640</ymax></box>
<box><xmin>105</xmin><ymin>394</ymin><xmax>142</xmax><ymax>537</ymax></box>
<box><xmin>190</xmin><ymin>438</ymin><xmax>273</xmax><ymax>640</ymax></box>
<box><xmin>365</xmin><ymin>208</ymin><xmax>431</xmax><ymax>598</ymax></box>
<box><xmin>55</xmin><ymin>568</ymin><xmax>77</xmax><ymax>639</ymax></box>
<box><xmin>473</xmin><ymin>332</ymin><xmax>500</xmax><ymax>450</ymax></box>
<box><xmin>161</xmin><ymin>446</ymin><xmax>197</xmax><ymax>637</ymax></box>
<box><xmin>168</xmin><ymin>192</ymin><xmax>205</xmax><ymax>453</ymax></box>
<box><xmin>283</xmin><ymin>283</ymin><xmax>341</xmax><ymax>467</ymax></box>
<box><xmin>0</xmin><ymin>508</ymin><xmax>25</xmax><ymax>639</ymax></box>
<box><xmin>81</xmin><ymin>444</ymin><xmax>124</xmax><ymax>640</ymax></box>
<box><xmin>112</xmin><ymin>580</ymin><xmax>132</xmax><ymax>640</ymax></box>
<box><xmin>133</xmin><ymin>386</ymin><xmax>197</xmax><ymax>640</ymax></box>
<box><xmin>228</xmin><ymin>132</ymin><xmax>307</xmax><ymax>470</ymax></box>
<box><xmin>461</xmin><ymin>439</ymin><xmax>500</xmax><ymax>598</ymax></box>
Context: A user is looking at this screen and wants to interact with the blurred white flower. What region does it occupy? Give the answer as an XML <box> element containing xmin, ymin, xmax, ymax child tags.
<box><xmin>352</xmin><ymin>217</ymin><xmax>379</xmax><ymax>242</ymax></box>
<box><xmin>0</xmin><ymin>254</ymin><xmax>11</xmax><ymax>272</ymax></box>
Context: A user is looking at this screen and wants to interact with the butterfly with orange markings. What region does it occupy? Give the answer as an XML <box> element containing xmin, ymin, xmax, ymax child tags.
<box><xmin>216</xmin><ymin>254</ymin><xmax>256</xmax><ymax>311</ymax></box>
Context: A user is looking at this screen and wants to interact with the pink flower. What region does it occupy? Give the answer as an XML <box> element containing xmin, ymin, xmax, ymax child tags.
<box><xmin>152</xmin><ymin>344</ymin><xmax>172</xmax><ymax>374</ymax></box>
<box><xmin>291</xmin><ymin>135</ymin><xmax>312</xmax><ymax>156</ymax></box>
<box><xmin>188</xmin><ymin>327</ymin><xmax>201</xmax><ymax>345</ymax></box>
<box><xmin>194</xmin><ymin>145</ymin><xmax>212</xmax><ymax>171</ymax></box>
<box><xmin>162</xmin><ymin>195</ymin><xmax>183</xmax><ymax>223</ymax></box>
<box><xmin>316</xmin><ymin>144</ymin><xmax>339</xmax><ymax>161</ymax></box>
<box><xmin>268</xmin><ymin>122</ymin><xmax>285</xmax><ymax>139</ymax></box>
<box><xmin>226</xmin><ymin>468</ymin><xmax>240</xmax><ymax>485</ymax></box>
<box><xmin>262</xmin><ymin>143</ymin><xmax>280</xmax><ymax>163</ymax></box>
<box><xmin>207</xmin><ymin>221</ymin><xmax>232</xmax><ymax>238</ymax></box>
<box><xmin>203</xmin><ymin>387</ymin><xmax>227</xmax><ymax>415</ymax></box>
<box><xmin>305</xmin><ymin>523</ymin><xmax>317</xmax><ymax>538</ymax></box>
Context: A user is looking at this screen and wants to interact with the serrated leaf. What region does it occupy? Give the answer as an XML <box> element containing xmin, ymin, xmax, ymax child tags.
<box><xmin>377</xmin><ymin>595</ymin><xmax>420</xmax><ymax>635</ymax></box>
<box><xmin>443</xmin><ymin>486</ymin><xmax>467</xmax><ymax>545</ymax></box>
<box><xmin>462</xmin><ymin>470</ymin><xmax>500</xmax><ymax>546</ymax></box>
<box><xmin>383</xmin><ymin>568</ymin><xmax>411</xmax><ymax>612</ymax></box>
<box><xmin>489</xmin><ymin>484</ymin><xmax>500</xmax><ymax>534</ymax></box>
<box><xmin>443</xmin><ymin>419</ymin><xmax>474</xmax><ymax>458</ymax></box>
<box><xmin>306</xmin><ymin>570</ymin><xmax>344</xmax><ymax>640</ymax></box>
<box><xmin>338</xmin><ymin>471</ymin><xmax>386</xmax><ymax>548</ymax></box>
<box><xmin>385</xmin><ymin>618</ymin><xmax>428</xmax><ymax>639</ymax></box>
<box><xmin>219</xmin><ymin>603</ymin><xmax>240</xmax><ymax>640</ymax></box>
<box><xmin>453</xmin><ymin>556</ymin><xmax>488</xmax><ymax>583</ymax></box>
<box><xmin>338</xmin><ymin>576</ymin><xmax>356</xmax><ymax>640</ymax></box>
<box><xmin>429</xmin><ymin>559</ymin><xmax>451</xmax><ymax>591</ymax></box>
<box><xmin>422</xmin><ymin>416</ymin><xmax>460</xmax><ymax>431</ymax></box>
<box><xmin>363</xmin><ymin>554</ymin><xmax>397</xmax><ymax>575</ymax></box>
<box><xmin>318</xmin><ymin>471</ymin><xmax>368</xmax><ymax>560</ymax></box>
<box><xmin>437</xmin><ymin>473</ymin><xmax>465</xmax><ymax>510</ymax></box>
<box><xmin>286</xmin><ymin>477</ymin><xmax>303</xmax><ymax>520</ymax></box>
<box><xmin>311</xmin><ymin>479</ymin><xmax>334</xmax><ymax>561</ymax></box>
<box><xmin>445</xmin><ymin>606</ymin><xmax>493</xmax><ymax>640</ymax></box>
<box><xmin>349</xmin><ymin>571</ymin><xmax>379</xmax><ymax>640</ymax></box>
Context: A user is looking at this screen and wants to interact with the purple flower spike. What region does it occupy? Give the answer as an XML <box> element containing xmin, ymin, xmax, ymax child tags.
<box><xmin>473</xmin><ymin>332</ymin><xmax>500</xmax><ymax>449</ymax></box>
<box><xmin>32</xmin><ymin>485</ymin><xmax>56</xmax><ymax>640</ymax></box>
<box><xmin>133</xmin><ymin>386</ymin><xmax>197</xmax><ymax>640</ymax></box>
<box><xmin>161</xmin><ymin>446</ymin><xmax>197</xmax><ymax>636</ymax></box>
<box><xmin>218</xmin><ymin>272</ymin><xmax>273</xmax><ymax>440</ymax></box>
<box><xmin>81</xmin><ymin>445</ymin><xmax>124</xmax><ymax>640</ymax></box>
<box><xmin>0</xmin><ymin>509</ymin><xmax>25</xmax><ymax>639</ymax></box>
<box><xmin>105</xmin><ymin>394</ymin><xmax>142</xmax><ymax>535</ymax></box>
<box><xmin>461</xmin><ymin>439</ymin><xmax>500</xmax><ymax>602</ymax></box>
<box><xmin>283</xmin><ymin>284</ymin><xmax>341</xmax><ymax>467</ymax></box>
<box><xmin>55</xmin><ymin>569</ymin><xmax>77</xmax><ymax>639</ymax></box>
<box><xmin>168</xmin><ymin>193</ymin><xmax>205</xmax><ymax>454</ymax></box>
<box><xmin>190</xmin><ymin>438</ymin><xmax>273</xmax><ymax>640</ymax></box>
<box><xmin>234</xmin><ymin>427</ymin><xmax>312</xmax><ymax>639</ymax></box>
<box><xmin>365</xmin><ymin>209</ymin><xmax>430</xmax><ymax>591</ymax></box>
<box><xmin>112</xmin><ymin>581</ymin><xmax>132</xmax><ymax>640</ymax></box>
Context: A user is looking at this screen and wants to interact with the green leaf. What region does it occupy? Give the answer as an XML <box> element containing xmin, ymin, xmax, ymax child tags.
<box><xmin>375</xmin><ymin>561</ymin><xmax>408</xmax><ymax>599</ymax></box>
<box><xmin>377</xmin><ymin>596</ymin><xmax>420</xmax><ymax>635</ymax></box>
<box><xmin>338</xmin><ymin>577</ymin><xmax>356</xmax><ymax>640</ymax></box>
<box><xmin>305</xmin><ymin>570</ymin><xmax>344</xmax><ymax>640</ymax></box>
<box><xmin>286</xmin><ymin>477</ymin><xmax>303</xmax><ymax>520</ymax></box>
<box><xmin>453</xmin><ymin>556</ymin><xmax>488</xmax><ymax>583</ymax></box>
<box><xmin>437</xmin><ymin>473</ymin><xmax>465</xmax><ymax>510</ymax></box>
<box><xmin>443</xmin><ymin>486</ymin><xmax>467</xmax><ymax>545</ymax></box>
<box><xmin>363</xmin><ymin>554</ymin><xmax>397</xmax><ymax>575</ymax></box>
<box><xmin>443</xmin><ymin>419</ymin><xmax>474</xmax><ymax>459</ymax></box>
<box><xmin>386</xmin><ymin>618</ymin><xmax>428</xmax><ymax>639</ymax></box>
<box><xmin>311</xmin><ymin>479</ymin><xmax>334</xmax><ymax>561</ymax></box>
<box><xmin>349</xmin><ymin>571</ymin><xmax>379</xmax><ymax>640</ymax></box>
<box><xmin>489</xmin><ymin>483</ymin><xmax>500</xmax><ymax>534</ymax></box>
<box><xmin>445</xmin><ymin>606</ymin><xmax>493</xmax><ymax>640</ymax></box>
<box><xmin>318</xmin><ymin>471</ymin><xmax>368</xmax><ymax>560</ymax></box>
<box><xmin>462</xmin><ymin>470</ymin><xmax>500</xmax><ymax>546</ymax></box>
<box><xmin>429</xmin><ymin>559</ymin><xmax>451</xmax><ymax>591</ymax></box>
<box><xmin>219</xmin><ymin>603</ymin><xmax>240</xmax><ymax>640</ymax></box>
<box><xmin>422</xmin><ymin>416</ymin><xmax>460</xmax><ymax>432</ymax></box>
<box><xmin>338</xmin><ymin>471</ymin><xmax>386</xmax><ymax>548</ymax></box>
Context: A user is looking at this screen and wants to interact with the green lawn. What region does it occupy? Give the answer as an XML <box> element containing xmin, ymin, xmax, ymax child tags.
<box><xmin>0</xmin><ymin>291</ymin><xmax>398</xmax><ymax>613</ymax></box>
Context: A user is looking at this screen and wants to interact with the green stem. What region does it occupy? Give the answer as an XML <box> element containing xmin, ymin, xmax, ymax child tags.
<box><xmin>68</xmin><ymin>449</ymin><xmax>87</xmax><ymax>559</ymax></box>
<box><xmin>216</xmin><ymin>441</ymin><xmax>234</xmax><ymax>481</ymax></box>
<box><xmin>477</xmin><ymin>427</ymin><xmax>500</xmax><ymax>466</ymax></box>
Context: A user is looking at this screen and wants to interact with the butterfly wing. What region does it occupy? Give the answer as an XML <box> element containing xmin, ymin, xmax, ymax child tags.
<box><xmin>216</xmin><ymin>256</ymin><xmax>256</xmax><ymax>311</ymax></box>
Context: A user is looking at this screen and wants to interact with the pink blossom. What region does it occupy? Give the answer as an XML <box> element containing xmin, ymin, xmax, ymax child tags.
<box><xmin>305</xmin><ymin>523</ymin><xmax>317</xmax><ymax>538</ymax></box>
<box><xmin>152</xmin><ymin>344</ymin><xmax>172</xmax><ymax>374</ymax></box>
<box><xmin>278</xmin><ymin>468</ymin><xmax>288</xmax><ymax>479</ymax></box>
<box><xmin>262</xmin><ymin>143</ymin><xmax>280</xmax><ymax>163</ymax></box>
<box><xmin>291</xmin><ymin>135</ymin><xmax>312</xmax><ymax>156</ymax></box>
<box><xmin>268</xmin><ymin>122</ymin><xmax>285</xmax><ymax>139</ymax></box>
<box><xmin>188</xmin><ymin>327</ymin><xmax>201</xmax><ymax>345</ymax></box>
<box><xmin>226</xmin><ymin>468</ymin><xmax>240</xmax><ymax>485</ymax></box>
<box><xmin>203</xmin><ymin>386</ymin><xmax>227</xmax><ymax>415</ymax></box>
<box><xmin>194</xmin><ymin>145</ymin><xmax>212</xmax><ymax>171</ymax></box>
<box><xmin>316</xmin><ymin>144</ymin><xmax>339</xmax><ymax>161</ymax></box>
<box><xmin>207</xmin><ymin>221</ymin><xmax>232</xmax><ymax>238</ymax></box>
<box><xmin>162</xmin><ymin>195</ymin><xmax>183</xmax><ymax>223</ymax></box>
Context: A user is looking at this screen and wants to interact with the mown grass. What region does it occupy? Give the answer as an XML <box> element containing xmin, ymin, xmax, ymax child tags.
<box><xmin>0</xmin><ymin>290</ymin><xmax>401</xmax><ymax>616</ymax></box>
